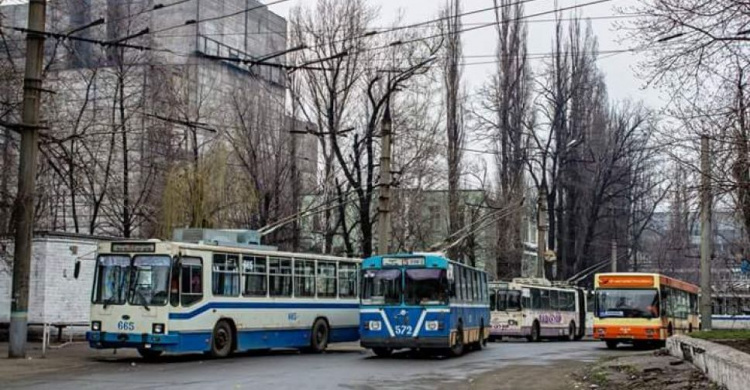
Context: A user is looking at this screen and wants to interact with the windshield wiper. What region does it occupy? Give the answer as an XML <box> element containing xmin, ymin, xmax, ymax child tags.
<box><xmin>103</xmin><ymin>297</ymin><xmax>117</xmax><ymax>309</ymax></box>
<box><xmin>135</xmin><ymin>290</ymin><xmax>151</xmax><ymax>311</ymax></box>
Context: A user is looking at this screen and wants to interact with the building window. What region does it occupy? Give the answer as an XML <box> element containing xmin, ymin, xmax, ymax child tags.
<box><xmin>269</xmin><ymin>257</ymin><xmax>292</xmax><ymax>297</ymax></box>
<box><xmin>317</xmin><ymin>262</ymin><xmax>337</xmax><ymax>298</ymax></box>
<box><xmin>212</xmin><ymin>254</ymin><xmax>240</xmax><ymax>297</ymax></box>
<box><xmin>242</xmin><ymin>255</ymin><xmax>267</xmax><ymax>297</ymax></box>
<box><xmin>294</xmin><ymin>259</ymin><xmax>315</xmax><ymax>297</ymax></box>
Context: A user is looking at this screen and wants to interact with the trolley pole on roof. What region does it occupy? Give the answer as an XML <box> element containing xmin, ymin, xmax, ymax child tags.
<box><xmin>9</xmin><ymin>0</ymin><xmax>47</xmax><ymax>358</ymax></box>
<box><xmin>377</xmin><ymin>104</ymin><xmax>393</xmax><ymax>255</ymax></box>
<box><xmin>699</xmin><ymin>135</ymin><xmax>713</xmax><ymax>331</ymax></box>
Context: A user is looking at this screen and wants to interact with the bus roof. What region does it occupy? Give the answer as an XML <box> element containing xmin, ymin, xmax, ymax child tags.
<box><xmin>595</xmin><ymin>272</ymin><xmax>699</xmax><ymax>294</ymax></box>
<box><xmin>96</xmin><ymin>240</ymin><xmax>360</xmax><ymax>262</ymax></box>
<box><xmin>362</xmin><ymin>253</ymin><xmax>484</xmax><ymax>271</ymax></box>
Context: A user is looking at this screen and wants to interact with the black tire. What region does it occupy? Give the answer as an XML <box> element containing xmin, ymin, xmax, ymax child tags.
<box><xmin>605</xmin><ymin>340</ymin><xmax>618</xmax><ymax>350</ymax></box>
<box><xmin>450</xmin><ymin>323</ymin><xmax>465</xmax><ymax>357</ymax></box>
<box><xmin>137</xmin><ymin>348</ymin><xmax>163</xmax><ymax>360</ymax></box>
<box><xmin>527</xmin><ymin>321</ymin><xmax>541</xmax><ymax>342</ymax></box>
<box><xmin>210</xmin><ymin>320</ymin><xmax>234</xmax><ymax>358</ymax></box>
<box><xmin>567</xmin><ymin>322</ymin><xmax>576</xmax><ymax>341</ymax></box>
<box><xmin>372</xmin><ymin>347</ymin><xmax>392</xmax><ymax>358</ymax></box>
<box><xmin>476</xmin><ymin>322</ymin><xmax>487</xmax><ymax>350</ymax></box>
<box><xmin>308</xmin><ymin>318</ymin><xmax>330</xmax><ymax>353</ymax></box>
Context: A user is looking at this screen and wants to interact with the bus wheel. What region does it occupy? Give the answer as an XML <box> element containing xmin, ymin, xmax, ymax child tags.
<box><xmin>372</xmin><ymin>348</ymin><xmax>392</xmax><ymax>358</ymax></box>
<box><xmin>476</xmin><ymin>322</ymin><xmax>487</xmax><ymax>350</ymax></box>
<box><xmin>567</xmin><ymin>322</ymin><xmax>576</xmax><ymax>342</ymax></box>
<box><xmin>605</xmin><ymin>340</ymin><xmax>618</xmax><ymax>350</ymax></box>
<box><xmin>210</xmin><ymin>320</ymin><xmax>234</xmax><ymax>358</ymax></box>
<box><xmin>308</xmin><ymin>319</ymin><xmax>330</xmax><ymax>353</ymax></box>
<box><xmin>450</xmin><ymin>324</ymin><xmax>465</xmax><ymax>357</ymax></box>
<box><xmin>137</xmin><ymin>348</ymin><xmax>163</xmax><ymax>360</ymax></box>
<box><xmin>527</xmin><ymin>321</ymin><xmax>541</xmax><ymax>342</ymax></box>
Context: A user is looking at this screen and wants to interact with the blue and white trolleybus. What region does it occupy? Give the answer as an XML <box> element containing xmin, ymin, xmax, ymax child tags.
<box><xmin>359</xmin><ymin>253</ymin><xmax>490</xmax><ymax>357</ymax></box>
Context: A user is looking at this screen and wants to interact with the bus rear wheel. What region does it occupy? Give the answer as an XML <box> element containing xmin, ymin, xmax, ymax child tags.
<box><xmin>306</xmin><ymin>318</ymin><xmax>329</xmax><ymax>354</ymax></box>
<box><xmin>475</xmin><ymin>322</ymin><xmax>487</xmax><ymax>351</ymax></box>
<box><xmin>605</xmin><ymin>340</ymin><xmax>618</xmax><ymax>350</ymax></box>
<box><xmin>566</xmin><ymin>322</ymin><xmax>576</xmax><ymax>342</ymax></box>
<box><xmin>372</xmin><ymin>347</ymin><xmax>392</xmax><ymax>358</ymax></box>
<box><xmin>137</xmin><ymin>348</ymin><xmax>163</xmax><ymax>360</ymax></box>
<box><xmin>210</xmin><ymin>320</ymin><xmax>234</xmax><ymax>358</ymax></box>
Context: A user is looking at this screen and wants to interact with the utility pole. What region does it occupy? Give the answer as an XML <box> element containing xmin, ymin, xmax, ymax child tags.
<box><xmin>9</xmin><ymin>0</ymin><xmax>47</xmax><ymax>358</ymax></box>
<box><xmin>536</xmin><ymin>182</ymin><xmax>548</xmax><ymax>279</ymax></box>
<box><xmin>377</xmin><ymin>104</ymin><xmax>393</xmax><ymax>255</ymax></box>
<box><xmin>611</xmin><ymin>239</ymin><xmax>617</xmax><ymax>273</ymax></box>
<box><xmin>700</xmin><ymin>135</ymin><xmax>713</xmax><ymax>331</ymax></box>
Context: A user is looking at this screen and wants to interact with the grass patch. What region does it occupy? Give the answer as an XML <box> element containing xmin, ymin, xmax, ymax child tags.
<box><xmin>690</xmin><ymin>330</ymin><xmax>750</xmax><ymax>340</ymax></box>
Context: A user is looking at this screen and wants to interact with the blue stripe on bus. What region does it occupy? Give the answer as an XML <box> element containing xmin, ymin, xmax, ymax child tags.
<box><xmin>169</xmin><ymin>301</ymin><xmax>359</xmax><ymax>320</ymax></box>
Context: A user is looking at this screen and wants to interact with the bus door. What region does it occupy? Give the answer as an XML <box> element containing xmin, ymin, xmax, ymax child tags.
<box><xmin>575</xmin><ymin>288</ymin><xmax>586</xmax><ymax>338</ymax></box>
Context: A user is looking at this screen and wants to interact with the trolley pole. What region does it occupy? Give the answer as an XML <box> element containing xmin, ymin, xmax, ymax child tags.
<box><xmin>377</xmin><ymin>105</ymin><xmax>393</xmax><ymax>255</ymax></box>
<box><xmin>9</xmin><ymin>0</ymin><xmax>47</xmax><ymax>358</ymax></box>
<box><xmin>611</xmin><ymin>239</ymin><xmax>617</xmax><ymax>273</ymax></box>
<box><xmin>536</xmin><ymin>182</ymin><xmax>548</xmax><ymax>279</ymax></box>
<box><xmin>699</xmin><ymin>135</ymin><xmax>713</xmax><ymax>331</ymax></box>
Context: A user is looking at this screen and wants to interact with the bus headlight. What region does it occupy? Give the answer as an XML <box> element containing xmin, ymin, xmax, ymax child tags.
<box><xmin>91</xmin><ymin>321</ymin><xmax>101</xmax><ymax>331</ymax></box>
<box><xmin>368</xmin><ymin>321</ymin><xmax>382</xmax><ymax>331</ymax></box>
<box><xmin>425</xmin><ymin>321</ymin><xmax>440</xmax><ymax>331</ymax></box>
<box><xmin>152</xmin><ymin>323</ymin><xmax>165</xmax><ymax>334</ymax></box>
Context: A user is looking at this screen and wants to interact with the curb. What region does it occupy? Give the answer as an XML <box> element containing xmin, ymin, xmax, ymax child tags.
<box><xmin>666</xmin><ymin>335</ymin><xmax>750</xmax><ymax>390</ymax></box>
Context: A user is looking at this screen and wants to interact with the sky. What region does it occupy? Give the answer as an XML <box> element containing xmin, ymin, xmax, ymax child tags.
<box><xmin>265</xmin><ymin>0</ymin><xmax>666</xmax><ymax>110</ymax></box>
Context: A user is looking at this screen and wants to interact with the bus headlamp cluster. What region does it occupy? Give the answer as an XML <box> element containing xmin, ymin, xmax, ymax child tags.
<box><xmin>367</xmin><ymin>321</ymin><xmax>382</xmax><ymax>331</ymax></box>
<box><xmin>91</xmin><ymin>321</ymin><xmax>101</xmax><ymax>331</ymax></box>
<box><xmin>153</xmin><ymin>323</ymin><xmax>165</xmax><ymax>334</ymax></box>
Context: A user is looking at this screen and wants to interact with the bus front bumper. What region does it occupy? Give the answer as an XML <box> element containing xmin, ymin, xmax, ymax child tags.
<box><xmin>361</xmin><ymin>337</ymin><xmax>450</xmax><ymax>349</ymax></box>
<box><xmin>87</xmin><ymin>331</ymin><xmax>180</xmax><ymax>349</ymax></box>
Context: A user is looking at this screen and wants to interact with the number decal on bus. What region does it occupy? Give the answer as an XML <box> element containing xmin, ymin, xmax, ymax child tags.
<box><xmin>117</xmin><ymin>321</ymin><xmax>135</xmax><ymax>331</ymax></box>
<box><xmin>394</xmin><ymin>325</ymin><xmax>413</xmax><ymax>336</ymax></box>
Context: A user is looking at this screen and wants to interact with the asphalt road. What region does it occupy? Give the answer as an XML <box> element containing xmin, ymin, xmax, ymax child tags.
<box><xmin>5</xmin><ymin>341</ymin><xmax>636</xmax><ymax>390</ymax></box>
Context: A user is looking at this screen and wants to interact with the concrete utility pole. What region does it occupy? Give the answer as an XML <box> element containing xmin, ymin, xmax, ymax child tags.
<box><xmin>9</xmin><ymin>0</ymin><xmax>47</xmax><ymax>358</ymax></box>
<box><xmin>536</xmin><ymin>183</ymin><xmax>548</xmax><ymax>279</ymax></box>
<box><xmin>611</xmin><ymin>239</ymin><xmax>617</xmax><ymax>273</ymax></box>
<box><xmin>700</xmin><ymin>135</ymin><xmax>713</xmax><ymax>331</ymax></box>
<box><xmin>377</xmin><ymin>105</ymin><xmax>393</xmax><ymax>255</ymax></box>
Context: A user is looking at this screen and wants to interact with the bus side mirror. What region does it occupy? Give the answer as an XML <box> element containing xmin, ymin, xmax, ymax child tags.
<box><xmin>74</xmin><ymin>260</ymin><xmax>81</xmax><ymax>279</ymax></box>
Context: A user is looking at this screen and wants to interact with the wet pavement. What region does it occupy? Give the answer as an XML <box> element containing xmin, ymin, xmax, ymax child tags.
<box><xmin>4</xmin><ymin>340</ymin><xmax>639</xmax><ymax>389</ymax></box>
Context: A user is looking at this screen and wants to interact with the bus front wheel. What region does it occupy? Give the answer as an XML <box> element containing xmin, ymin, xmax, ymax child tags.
<box><xmin>450</xmin><ymin>324</ymin><xmax>465</xmax><ymax>357</ymax></box>
<box><xmin>210</xmin><ymin>320</ymin><xmax>234</xmax><ymax>358</ymax></box>
<box><xmin>566</xmin><ymin>322</ymin><xmax>576</xmax><ymax>342</ymax></box>
<box><xmin>137</xmin><ymin>348</ymin><xmax>163</xmax><ymax>360</ymax></box>
<box><xmin>372</xmin><ymin>348</ymin><xmax>392</xmax><ymax>358</ymax></box>
<box><xmin>527</xmin><ymin>321</ymin><xmax>541</xmax><ymax>343</ymax></box>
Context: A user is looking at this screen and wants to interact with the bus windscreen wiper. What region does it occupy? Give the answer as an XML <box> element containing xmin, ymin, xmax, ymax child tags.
<box><xmin>135</xmin><ymin>290</ymin><xmax>151</xmax><ymax>311</ymax></box>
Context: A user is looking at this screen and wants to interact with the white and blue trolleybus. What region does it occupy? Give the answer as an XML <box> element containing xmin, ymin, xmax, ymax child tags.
<box><xmin>359</xmin><ymin>253</ymin><xmax>490</xmax><ymax>357</ymax></box>
<box><xmin>86</xmin><ymin>230</ymin><xmax>361</xmax><ymax>358</ymax></box>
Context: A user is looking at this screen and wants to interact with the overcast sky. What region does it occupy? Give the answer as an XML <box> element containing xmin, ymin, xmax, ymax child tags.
<box><xmin>266</xmin><ymin>0</ymin><xmax>665</xmax><ymax>110</ymax></box>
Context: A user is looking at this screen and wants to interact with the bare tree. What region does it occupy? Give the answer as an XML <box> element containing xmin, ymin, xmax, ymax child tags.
<box><xmin>442</xmin><ymin>0</ymin><xmax>465</xmax><ymax>262</ymax></box>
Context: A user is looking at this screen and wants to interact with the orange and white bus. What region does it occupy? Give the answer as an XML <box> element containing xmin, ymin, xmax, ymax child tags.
<box><xmin>593</xmin><ymin>273</ymin><xmax>699</xmax><ymax>349</ymax></box>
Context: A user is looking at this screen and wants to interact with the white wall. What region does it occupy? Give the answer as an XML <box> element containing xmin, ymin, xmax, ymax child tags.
<box><xmin>0</xmin><ymin>235</ymin><xmax>98</xmax><ymax>324</ymax></box>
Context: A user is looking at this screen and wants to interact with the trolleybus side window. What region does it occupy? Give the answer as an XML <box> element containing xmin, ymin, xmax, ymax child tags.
<box><xmin>294</xmin><ymin>259</ymin><xmax>315</xmax><ymax>297</ymax></box>
<box><xmin>531</xmin><ymin>288</ymin><xmax>541</xmax><ymax>310</ymax></box>
<box><xmin>540</xmin><ymin>289</ymin><xmax>551</xmax><ymax>310</ymax></box>
<box><xmin>338</xmin><ymin>262</ymin><xmax>358</xmax><ymax>298</ymax></box>
<box><xmin>490</xmin><ymin>289</ymin><xmax>497</xmax><ymax>311</ymax></box>
<box><xmin>180</xmin><ymin>257</ymin><xmax>203</xmax><ymax>306</ymax></box>
<box><xmin>270</xmin><ymin>257</ymin><xmax>293</xmax><ymax>297</ymax></box>
<box><xmin>550</xmin><ymin>290</ymin><xmax>559</xmax><ymax>311</ymax></box>
<box><xmin>317</xmin><ymin>261</ymin><xmax>337</xmax><ymax>298</ymax></box>
<box><xmin>507</xmin><ymin>290</ymin><xmax>522</xmax><ymax>311</ymax></box>
<box><xmin>243</xmin><ymin>255</ymin><xmax>267</xmax><ymax>297</ymax></box>
<box><xmin>212</xmin><ymin>254</ymin><xmax>240</xmax><ymax>297</ymax></box>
